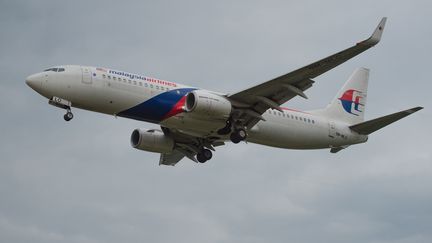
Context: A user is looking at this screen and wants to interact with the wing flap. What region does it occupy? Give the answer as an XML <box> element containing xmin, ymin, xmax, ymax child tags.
<box><xmin>349</xmin><ymin>107</ymin><xmax>423</xmax><ymax>135</ymax></box>
<box><xmin>159</xmin><ymin>150</ymin><xmax>185</xmax><ymax>166</ymax></box>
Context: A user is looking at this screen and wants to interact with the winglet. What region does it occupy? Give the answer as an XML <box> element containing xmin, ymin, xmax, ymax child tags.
<box><xmin>362</xmin><ymin>17</ymin><xmax>387</xmax><ymax>46</ymax></box>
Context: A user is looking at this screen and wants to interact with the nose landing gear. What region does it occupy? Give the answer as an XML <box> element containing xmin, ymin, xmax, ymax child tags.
<box><xmin>49</xmin><ymin>96</ymin><xmax>74</xmax><ymax>122</ymax></box>
<box><xmin>64</xmin><ymin>109</ymin><xmax>74</xmax><ymax>121</ymax></box>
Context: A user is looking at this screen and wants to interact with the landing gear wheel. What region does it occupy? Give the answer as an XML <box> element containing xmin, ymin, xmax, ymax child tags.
<box><xmin>202</xmin><ymin>149</ymin><xmax>213</xmax><ymax>161</ymax></box>
<box><xmin>197</xmin><ymin>153</ymin><xmax>206</xmax><ymax>163</ymax></box>
<box><xmin>230</xmin><ymin>128</ymin><xmax>247</xmax><ymax>144</ymax></box>
<box><xmin>196</xmin><ymin>149</ymin><xmax>213</xmax><ymax>163</ymax></box>
<box><xmin>64</xmin><ymin>111</ymin><xmax>73</xmax><ymax>121</ymax></box>
<box><xmin>230</xmin><ymin>133</ymin><xmax>242</xmax><ymax>144</ymax></box>
<box><xmin>236</xmin><ymin>128</ymin><xmax>247</xmax><ymax>140</ymax></box>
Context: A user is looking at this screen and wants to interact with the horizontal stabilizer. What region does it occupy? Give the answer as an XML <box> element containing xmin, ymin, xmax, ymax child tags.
<box><xmin>349</xmin><ymin>107</ymin><xmax>423</xmax><ymax>135</ymax></box>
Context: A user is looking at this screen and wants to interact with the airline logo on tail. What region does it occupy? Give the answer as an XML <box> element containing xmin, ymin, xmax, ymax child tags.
<box><xmin>339</xmin><ymin>89</ymin><xmax>364</xmax><ymax>116</ymax></box>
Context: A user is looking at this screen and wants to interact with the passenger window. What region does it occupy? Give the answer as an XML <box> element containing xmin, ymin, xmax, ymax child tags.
<box><xmin>58</xmin><ymin>68</ymin><xmax>65</xmax><ymax>72</ymax></box>
<box><xmin>133</xmin><ymin>81</ymin><xmax>137</xmax><ymax>85</ymax></box>
<box><xmin>113</xmin><ymin>77</ymin><xmax>117</xmax><ymax>81</ymax></box>
<box><xmin>108</xmin><ymin>76</ymin><xmax>111</xmax><ymax>79</ymax></box>
<box><xmin>144</xmin><ymin>83</ymin><xmax>148</xmax><ymax>87</ymax></box>
<box><xmin>128</xmin><ymin>80</ymin><xmax>131</xmax><ymax>84</ymax></box>
<box><xmin>102</xmin><ymin>74</ymin><xmax>106</xmax><ymax>78</ymax></box>
<box><xmin>150</xmin><ymin>84</ymin><xmax>153</xmax><ymax>88</ymax></box>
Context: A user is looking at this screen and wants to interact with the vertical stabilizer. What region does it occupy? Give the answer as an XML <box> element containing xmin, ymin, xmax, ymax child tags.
<box><xmin>322</xmin><ymin>68</ymin><xmax>369</xmax><ymax>124</ymax></box>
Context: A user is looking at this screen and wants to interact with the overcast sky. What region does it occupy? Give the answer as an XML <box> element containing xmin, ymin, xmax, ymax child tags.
<box><xmin>1</xmin><ymin>1</ymin><xmax>431</xmax><ymax>243</ymax></box>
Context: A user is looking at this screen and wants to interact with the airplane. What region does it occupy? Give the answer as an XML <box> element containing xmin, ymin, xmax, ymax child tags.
<box><xmin>25</xmin><ymin>17</ymin><xmax>423</xmax><ymax>165</ymax></box>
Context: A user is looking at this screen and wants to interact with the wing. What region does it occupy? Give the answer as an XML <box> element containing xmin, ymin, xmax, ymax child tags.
<box><xmin>159</xmin><ymin>150</ymin><xmax>185</xmax><ymax>166</ymax></box>
<box><xmin>158</xmin><ymin>127</ymin><xmax>225</xmax><ymax>166</ymax></box>
<box><xmin>229</xmin><ymin>17</ymin><xmax>387</xmax><ymax>129</ymax></box>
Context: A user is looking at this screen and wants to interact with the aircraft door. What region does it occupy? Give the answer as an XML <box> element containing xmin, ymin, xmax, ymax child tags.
<box><xmin>81</xmin><ymin>66</ymin><xmax>92</xmax><ymax>84</ymax></box>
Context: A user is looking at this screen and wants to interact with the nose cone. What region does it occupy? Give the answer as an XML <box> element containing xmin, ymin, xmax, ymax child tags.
<box><xmin>25</xmin><ymin>73</ymin><xmax>43</xmax><ymax>91</ymax></box>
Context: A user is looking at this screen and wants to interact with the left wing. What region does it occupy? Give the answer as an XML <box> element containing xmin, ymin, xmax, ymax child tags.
<box><xmin>229</xmin><ymin>17</ymin><xmax>387</xmax><ymax>128</ymax></box>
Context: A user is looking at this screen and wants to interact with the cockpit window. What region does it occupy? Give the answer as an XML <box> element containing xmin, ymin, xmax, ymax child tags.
<box><xmin>44</xmin><ymin>67</ymin><xmax>65</xmax><ymax>72</ymax></box>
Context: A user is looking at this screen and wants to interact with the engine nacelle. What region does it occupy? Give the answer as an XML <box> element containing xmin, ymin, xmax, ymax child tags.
<box><xmin>185</xmin><ymin>90</ymin><xmax>232</xmax><ymax>120</ymax></box>
<box><xmin>130</xmin><ymin>129</ymin><xmax>174</xmax><ymax>153</ymax></box>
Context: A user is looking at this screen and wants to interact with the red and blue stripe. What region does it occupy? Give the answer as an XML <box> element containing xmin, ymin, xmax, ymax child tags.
<box><xmin>117</xmin><ymin>88</ymin><xmax>196</xmax><ymax>123</ymax></box>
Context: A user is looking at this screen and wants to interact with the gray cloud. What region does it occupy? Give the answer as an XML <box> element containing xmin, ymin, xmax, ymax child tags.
<box><xmin>1</xmin><ymin>0</ymin><xmax>431</xmax><ymax>243</ymax></box>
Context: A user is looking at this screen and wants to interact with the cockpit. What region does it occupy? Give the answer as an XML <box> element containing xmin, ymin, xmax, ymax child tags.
<box><xmin>43</xmin><ymin>67</ymin><xmax>65</xmax><ymax>72</ymax></box>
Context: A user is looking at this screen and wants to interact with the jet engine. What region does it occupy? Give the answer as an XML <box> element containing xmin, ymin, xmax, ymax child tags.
<box><xmin>130</xmin><ymin>129</ymin><xmax>174</xmax><ymax>153</ymax></box>
<box><xmin>184</xmin><ymin>90</ymin><xmax>232</xmax><ymax>120</ymax></box>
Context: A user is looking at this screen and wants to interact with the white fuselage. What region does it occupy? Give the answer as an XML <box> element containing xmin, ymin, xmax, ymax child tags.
<box><xmin>26</xmin><ymin>65</ymin><xmax>367</xmax><ymax>150</ymax></box>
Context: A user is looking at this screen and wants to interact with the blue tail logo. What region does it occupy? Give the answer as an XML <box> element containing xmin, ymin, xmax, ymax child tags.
<box><xmin>339</xmin><ymin>89</ymin><xmax>364</xmax><ymax>116</ymax></box>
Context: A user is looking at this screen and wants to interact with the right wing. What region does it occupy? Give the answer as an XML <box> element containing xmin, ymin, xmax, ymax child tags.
<box><xmin>229</xmin><ymin>17</ymin><xmax>387</xmax><ymax>129</ymax></box>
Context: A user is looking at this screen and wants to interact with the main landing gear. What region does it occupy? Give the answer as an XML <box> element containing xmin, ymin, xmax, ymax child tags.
<box><xmin>196</xmin><ymin>149</ymin><xmax>213</xmax><ymax>163</ymax></box>
<box><xmin>230</xmin><ymin>128</ymin><xmax>247</xmax><ymax>144</ymax></box>
<box><xmin>217</xmin><ymin>119</ymin><xmax>248</xmax><ymax>144</ymax></box>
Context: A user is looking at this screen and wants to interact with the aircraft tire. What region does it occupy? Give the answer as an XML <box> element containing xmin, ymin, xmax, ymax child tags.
<box><xmin>64</xmin><ymin>112</ymin><xmax>73</xmax><ymax>121</ymax></box>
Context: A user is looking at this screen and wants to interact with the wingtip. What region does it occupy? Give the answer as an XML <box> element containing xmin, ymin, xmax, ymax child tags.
<box><xmin>363</xmin><ymin>17</ymin><xmax>387</xmax><ymax>46</ymax></box>
<box><xmin>407</xmin><ymin>106</ymin><xmax>423</xmax><ymax>114</ymax></box>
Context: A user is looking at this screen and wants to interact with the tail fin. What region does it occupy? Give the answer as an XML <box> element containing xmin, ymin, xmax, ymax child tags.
<box><xmin>322</xmin><ymin>68</ymin><xmax>369</xmax><ymax>124</ymax></box>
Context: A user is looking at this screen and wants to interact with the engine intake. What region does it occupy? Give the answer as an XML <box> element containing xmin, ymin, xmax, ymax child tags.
<box><xmin>130</xmin><ymin>129</ymin><xmax>174</xmax><ymax>153</ymax></box>
<box><xmin>185</xmin><ymin>90</ymin><xmax>232</xmax><ymax>120</ymax></box>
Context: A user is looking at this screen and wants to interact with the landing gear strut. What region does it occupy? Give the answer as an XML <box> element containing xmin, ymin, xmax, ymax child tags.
<box><xmin>230</xmin><ymin>128</ymin><xmax>247</xmax><ymax>144</ymax></box>
<box><xmin>196</xmin><ymin>149</ymin><xmax>213</xmax><ymax>163</ymax></box>
<box><xmin>217</xmin><ymin>119</ymin><xmax>232</xmax><ymax>135</ymax></box>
